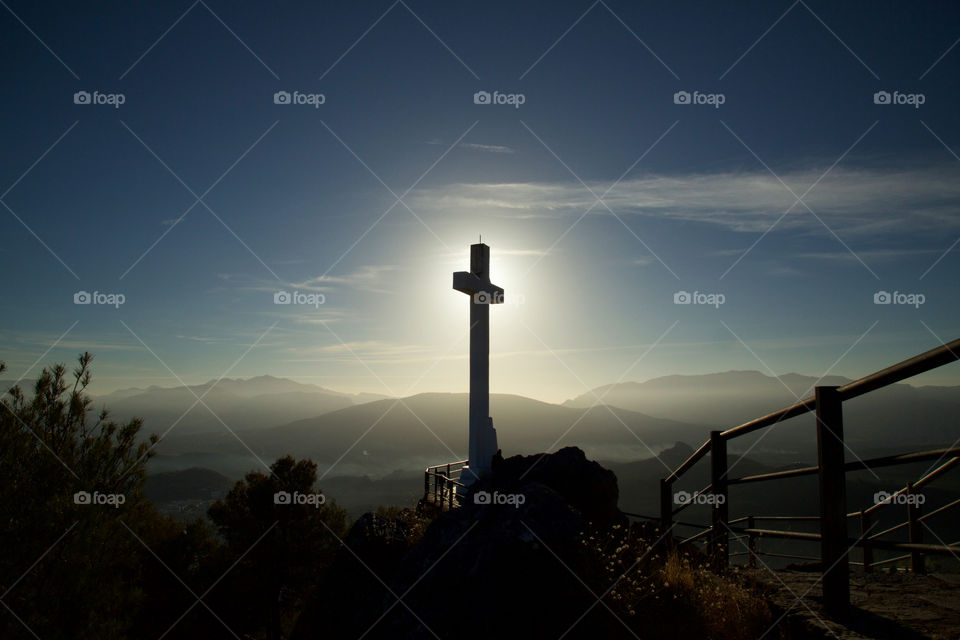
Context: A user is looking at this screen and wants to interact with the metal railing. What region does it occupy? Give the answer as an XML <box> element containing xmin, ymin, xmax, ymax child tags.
<box><xmin>651</xmin><ymin>337</ymin><xmax>960</xmax><ymax>615</ymax></box>
<box><xmin>423</xmin><ymin>459</ymin><xmax>468</xmax><ymax>510</ymax></box>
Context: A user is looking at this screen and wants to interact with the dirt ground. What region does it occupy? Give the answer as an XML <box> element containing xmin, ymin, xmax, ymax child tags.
<box><xmin>746</xmin><ymin>568</ymin><xmax>960</xmax><ymax>639</ymax></box>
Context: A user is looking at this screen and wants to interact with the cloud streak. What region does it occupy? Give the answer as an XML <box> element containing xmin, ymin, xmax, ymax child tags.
<box><xmin>409</xmin><ymin>165</ymin><xmax>960</xmax><ymax>236</ymax></box>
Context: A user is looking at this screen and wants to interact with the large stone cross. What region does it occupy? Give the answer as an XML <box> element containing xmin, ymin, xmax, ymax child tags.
<box><xmin>453</xmin><ymin>242</ymin><xmax>503</xmax><ymax>485</ymax></box>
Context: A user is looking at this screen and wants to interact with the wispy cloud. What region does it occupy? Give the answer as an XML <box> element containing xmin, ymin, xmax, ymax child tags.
<box><xmin>459</xmin><ymin>143</ymin><xmax>515</xmax><ymax>154</ymax></box>
<box><xmin>312</xmin><ymin>265</ymin><xmax>400</xmax><ymax>294</ymax></box>
<box><xmin>426</xmin><ymin>138</ymin><xmax>516</xmax><ymax>154</ymax></box>
<box><xmin>409</xmin><ymin>165</ymin><xmax>960</xmax><ymax>235</ymax></box>
<box><xmin>220</xmin><ymin>264</ymin><xmax>402</xmax><ymax>295</ymax></box>
<box><xmin>278</xmin><ymin>340</ymin><xmax>446</xmax><ymax>365</ymax></box>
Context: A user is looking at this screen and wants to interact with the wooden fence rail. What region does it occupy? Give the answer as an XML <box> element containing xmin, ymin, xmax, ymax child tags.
<box><xmin>653</xmin><ymin>337</ymin><xmax>960</xmax><ymax>616</ymax></box>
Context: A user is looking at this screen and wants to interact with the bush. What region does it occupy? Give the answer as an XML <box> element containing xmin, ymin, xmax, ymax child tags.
<box><xmin>0</xmin><ymin>354</ymin><xmax>160</xmax><ymax>639</ymax></box>
<box><xmin>581</xmin><ymin>522</ymin><xmax>776</xmax><ymax>639</ymax></box>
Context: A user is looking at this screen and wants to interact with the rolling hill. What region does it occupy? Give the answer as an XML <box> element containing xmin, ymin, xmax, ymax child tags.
<box><xmin>155</xmin><ymin>392</ymin><xmax>711</xmax><ymax>477</ymax></box>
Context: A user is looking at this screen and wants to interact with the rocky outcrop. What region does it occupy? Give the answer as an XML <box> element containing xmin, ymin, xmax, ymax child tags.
<box><xmin>293</xmin><ymin>447</ymin><xmax>631</xmax><ymax>640</ymax></box>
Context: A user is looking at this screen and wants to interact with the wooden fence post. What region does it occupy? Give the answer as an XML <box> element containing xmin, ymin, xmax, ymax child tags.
<box><xmin>710</xmin><ymin>430</ymin><xmax>729</xmax><ymax>572</ymax></box>
<box><xmin>907</xmin><ymin>482</ymin><xmax>925</xmax><ymax>574</ymax></box>
<box><xmin>860</xmin><ymin>510</ymin><xmax>872</xmax><ymax>573</ymax></box>
<box><xmin>747</xmin><ymin>515</ymin><xmax>757</xmax><ymax>568</ymax></box>
<box><xmin>816</xmin><ymin>386</ymin><xmax>849</xmax><ymax>615</ymax></box>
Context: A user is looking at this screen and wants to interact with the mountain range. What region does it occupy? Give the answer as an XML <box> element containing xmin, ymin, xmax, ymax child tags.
<box><xmin>93</xmin><ymin>375</ymin><xmax>389</xmax><ymax>435</ymax></box>
<box><xmin>5</xmin><ymin>370</ymin><xmax>957</xmax><ymax>484</ymax></box>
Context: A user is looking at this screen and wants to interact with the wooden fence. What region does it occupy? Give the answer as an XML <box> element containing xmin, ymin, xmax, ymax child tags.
<box><xmin>653</xmin><ymin>337</ymin><xmax>960</xmax><ymax>615</ymax></box>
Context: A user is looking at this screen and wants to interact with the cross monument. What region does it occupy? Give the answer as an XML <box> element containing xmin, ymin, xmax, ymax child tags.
<box><xmin>453</xmin><ymin>242</ymin><xmax>503</xmax><ymax>485</ymax></box>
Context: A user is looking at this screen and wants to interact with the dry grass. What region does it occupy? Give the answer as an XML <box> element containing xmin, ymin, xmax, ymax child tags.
<box><xmin>375</xmin><ymin>505</ymin><xmax>435</xmax><ymax>546</ymax></box>
<box><xmin>583</xmin><ymin>524</ymin><xmax>778</xmax><ymax>639</ymax></box>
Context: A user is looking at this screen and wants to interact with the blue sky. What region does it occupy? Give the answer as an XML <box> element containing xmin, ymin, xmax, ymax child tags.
<box><xmin>1</xmin><ymin>1</ymin><xmax>959</xmax><ymax>402</ymax></box>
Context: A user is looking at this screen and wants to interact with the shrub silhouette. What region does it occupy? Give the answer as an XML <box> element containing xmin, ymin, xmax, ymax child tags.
<box><xmin>0</xmin><ymin>353</ymin><xmax>161</xmax><ymax>639</ymax></box>
<box><xmin>207</xmin><ymin>455</ymin><xmax>348</xmax><ymax>639</ymax></box>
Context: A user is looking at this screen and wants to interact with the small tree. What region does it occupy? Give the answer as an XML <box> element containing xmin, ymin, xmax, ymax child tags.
<box><xmin>0</xmin><ymin>354</ymin><xmax>160</xmax><ymax>639</ymax></box>
<box><xmin>208</xmin><ymin>456</ymin><xmax>349</xmax><ymax>639</ymax></box>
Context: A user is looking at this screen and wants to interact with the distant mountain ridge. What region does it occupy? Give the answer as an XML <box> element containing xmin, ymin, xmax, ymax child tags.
<box><xmin>95</xmin><ymin>374</ymin><xmax>387</xmax><ymax>402</ymax></box>
<box><xmin>156</xmin><ymin>392</ymin><xmax>711</xmax><ymax>477</ymax></box>
<box><xmin>82</xmin><ymin>376</ymin><xmax>392</xmax><ymax>436</ymax></box>
<box><xmin>564</xmin><ymin>370</ymin><xmax>960</xmax><ymax>435</ymax></box>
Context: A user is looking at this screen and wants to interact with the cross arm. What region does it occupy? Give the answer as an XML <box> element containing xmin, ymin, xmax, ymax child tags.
<box><xmin>453</xmin><ymin>271</ymin><xmax>504</xmax><ymax>303</ymax></box>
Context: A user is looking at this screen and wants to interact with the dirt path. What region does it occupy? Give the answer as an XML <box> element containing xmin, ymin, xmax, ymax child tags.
<box><xmin>746</xmin><ymin>568</ymin><xmax>960</xmax><ymax>639</ymax></box>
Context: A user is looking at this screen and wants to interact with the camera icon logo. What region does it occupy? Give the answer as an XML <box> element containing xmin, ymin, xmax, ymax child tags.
<box><xmin>73</xmin><ymin>91</ymin><xmax>91</xmax><ymax>105</ymax></box>
<box><xmin>473</xmin><ymin>490</ymin><xmax>491</xmax><ymax>505</ymax></box>
<box><xmin>73</xmin><ymin>290</ymin><xmax>92</xmax><ymax>304</ymax></box>
<box><xmin>274</xmin><ymin>91</ymin><xmax>291</xmax><ymax>105</ymax></box>
<box><xmin>673</xmin><ymin>291</ymin><xmax>692</xmax><ymax>304</ymax></box>
<box><xmin>673</xmin><ymin>90</ymin><xmax>691</xmax><ymax>105</ymax></box>
<box><xmin>274</xmin><ymin>291</ymin><xmax>292</xmax><ymax>304</ymax></box>
<box><xmin>873</xmin><ymin>91</ymin><xmax>891</xmax><ymax>105</ymax></box>
<box><xmin>873</xmin><ymin>291</ymin><xmax>891</xmax><ymax>304</ymax></box>
<box><xmin>274</xmin><ymin>491</ymin><xmax>292</xmax><ymax>505</ymax></box>
<box><xmin>73</xmin><ymin>491</ymin><xmax>91</xmax><ymax>504</ymax></box>
<box><xmin>473</xmin><ymin>91</ymin><xmax>491</xmax><ymax>105</ymax></box>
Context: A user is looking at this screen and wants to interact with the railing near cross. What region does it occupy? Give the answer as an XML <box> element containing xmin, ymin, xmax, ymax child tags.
<box><xmin>642</xmin><ymin>337</ymin><xmax>960</xmax><ymax>615</ymax></box>
<box><xmin>422</xmin><ymin>459</ymin><xmax>468</xmax><ymax>510</ymax></box>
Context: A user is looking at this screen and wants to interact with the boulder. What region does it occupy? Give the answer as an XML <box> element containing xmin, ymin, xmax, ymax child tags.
<box><xmin>293</xmin><ymin>447</ymin><xmax>631</xmax><ymax>640</ymax></box>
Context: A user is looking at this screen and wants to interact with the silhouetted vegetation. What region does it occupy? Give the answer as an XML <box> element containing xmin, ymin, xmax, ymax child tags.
<box><xmin>582</xmin><ymin>524</ymin><xmax>775</xmax><ymax>640</ymax></box>
<box><xmin>1</xmin><ymin>354</ymin><xmax>161</xmax><ymax>639</ymax></box>
<box><xmin>205</xmin><ymin>456</ymin><xmax>348</xmax><ymax>638</ymax></box>
<box><xmin>0</xmin><ymin>355</ymin><xmax>346</xmax><ymax>639</ymax></box>
<box><xmin>1</xmin><ymin>354</ymin><xmax>793</xmax><ymax>639</ymax></box>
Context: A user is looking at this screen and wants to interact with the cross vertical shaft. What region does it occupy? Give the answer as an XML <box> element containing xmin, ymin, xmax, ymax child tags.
<box><xmin>453</xmin><ymin>242</ymin><xmax>503</xmax><ymax>484</ymax></box>
<box><xmin>469</xmin><ymin>244</ymin><xmax>490</xmax><ymax>457</ymax></box>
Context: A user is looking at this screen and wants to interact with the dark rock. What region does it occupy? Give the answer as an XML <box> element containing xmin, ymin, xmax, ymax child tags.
<box><xmin>464</xmin><ymin>446</ymin><xmax>626</xmax><ymax>528</ymax></box>
<box><xmin>293</xmin><ymin>448</ymin><xmax>631</xmax><ymax>640</ymax></box>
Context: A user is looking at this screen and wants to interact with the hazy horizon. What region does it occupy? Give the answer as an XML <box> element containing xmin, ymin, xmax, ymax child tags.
<box><xmin>5</xmin><ymin>360</ymin><xmax>958</xmax><ymax>407</ymax></box>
